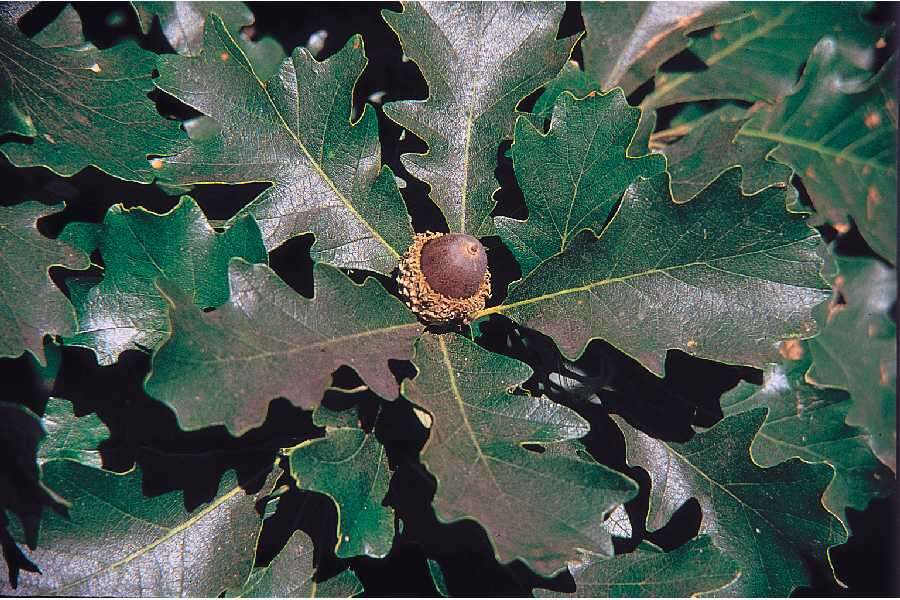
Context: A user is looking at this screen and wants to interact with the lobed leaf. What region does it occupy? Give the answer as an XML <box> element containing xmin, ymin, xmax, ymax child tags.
<box><xmin>403</xmin><ymin>333</ymin><xmax>638</xmax><ymax>575</ymax></box>
<box><xmin>1</xmin><ymin>461</ymin><xmax>274</xmax><ymax>596</ymax></box>
<box><xmin>37</xmin><ymin>398</ymin><xmax>110</xmax><ymax>470</ymax></box>
<box><xmin>614</xmin><ymin>409</ymin><xmax>846</xmax><ymax>596</ymax></box>
<box><xmin>0</xmin><ymin>202</ymin><xmax>89</xmax><ymax>366</ymax></box>
<box><xmin>155</xmin><ymin>15</ymin><xmax>410</xmax><ymax>272</ymax></box>
<box><xmin>132</xmin><ymin>1</ymin><xmax>254</xmax><ymax>56</ymax></box>
<box><xmin>382</xmin><ymin>1</ymin><xmax>577</xmax><ymax>236</ymax></box>
<box><xmin>145</xmin><ymin>259</ymin><xmax>421</xmax><ymax>436</ymax></box>
<box><xmin>480</xmin><ymin>169</ymin><xmax>830</xmax><ymax>376</ymax></box>
<box><xmin>497</xmin><ymin>89</ymin><xmax>666</xmax><ymax>277</ymax></box>
<box><xmin>535</xmin><ymin>536</ymin><xmax>740</xmax><ymax>598</ymax></box>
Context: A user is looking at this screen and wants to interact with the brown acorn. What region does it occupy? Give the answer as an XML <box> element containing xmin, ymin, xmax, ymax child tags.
<box><xmin>397</xmin><ymin>232</ymin><xmax>491</xmax><ymax>324</ymax></box>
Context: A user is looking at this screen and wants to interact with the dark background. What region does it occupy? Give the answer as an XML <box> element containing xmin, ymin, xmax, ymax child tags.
<box><xmin>1</xmin><ymin>1</ymin><xmax>896</xmax><ymax>597</ymax></box>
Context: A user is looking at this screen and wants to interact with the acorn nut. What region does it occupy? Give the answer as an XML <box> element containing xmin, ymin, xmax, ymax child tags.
<box><xmin>397</xmin><ymin>232</ymin><xmax>491</xmax><ymax>324</ymax></box>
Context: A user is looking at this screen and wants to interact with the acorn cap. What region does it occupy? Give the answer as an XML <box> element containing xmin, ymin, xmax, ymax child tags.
<box><xmin>397</xmin><ymin>232</ymin><xmax>491</xmax><ymax>324</ymax></box>
<box><xmin>420</xmin><ymin>233</ymin><xmax>488</xmax><ymax>298</ymax></box>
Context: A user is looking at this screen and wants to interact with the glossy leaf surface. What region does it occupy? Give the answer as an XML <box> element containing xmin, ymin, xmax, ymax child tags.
<box><xmin>497</xmin><ymin>90</ymin><xmax>665</xmax><ymax>277</ymax></box>
<box><xmin>382</xmin><ymin>2</ymin><xmax>576</xmax><ymax>235</ymax></box>
<box><xmin>0</xmin><ymin>203</ymin><xmax>89</xmax><ymax>365</ymax></box>
<box><xmin>536</xmin><ymin>537</ymin><xmax>739</xmax><ymax>598</ymax></box>
<box><xmin>808</xmin><ymin>254</ymin><xmax>897</xmax><ymax>471</ymax></box>
<box><xmin>38</xmin><ymin>398</ymin><xmax>110</xmax><ymax>470</ymax></box>
<box><xmin>145</xmin><ymin>259</ymin><xmax>421</xmax><ymax>436</ymax></box>
<box><xmin>615</xmin><ymin>410</ymin><xmax>846</xmax><ymax>596</ymax></box>
<box><xmin>403</xmin><ymin>333</ymin><xmax>638</xmax><ymax>575</ymax></box>
<box><xmin>155</xmin><ymin>15</ymin><xmax>411</xmax><ymax>272</ymax></box>
<box><xmin>480</xmin><ymin>169</ymin><xmax>829</xmax><ymax>375</ymax></box>
<box><xmin>65</xmin><ymin>197</ymin><xmax>267</xmax><ymax>365</ymax></box>
<box><xmin>132</xmin><ymin>1</ymin><xmax>253</xmax><ymax>56</ymax></box>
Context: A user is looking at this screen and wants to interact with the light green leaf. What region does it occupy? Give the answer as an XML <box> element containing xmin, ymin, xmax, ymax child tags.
<box><xmin>1</xmin><ymin>461</ymin><xmax>274</xmax><ymax>596</ymax></box>
<box><xmin>403</xmin><ymin>333</ymin><xmax>638</xmax><ymax>575</ymax></box>
<box><xmin>479</xmin><ymin>169</ymin><xmax>829</xmax><ymax>376</ymax></box>
<box><xmin>740</xmin><ymin>40</ymin><xmax>897</xmax><ymax>263</ymax></box>
<box><xmin>64</xmin><ymin>197</ymin><xmax>267</xmax><ymax>365</ymax></box>
<box><xmin>38</xmin><ymin>398</ymin><xmax>110</xmax><ymax>470</ymax></box>
<box><xmin>155</xmin><ymin>15</ymin><xmax>411</xmax><ymax>273</ymax></box>
<box><xmin>382</xmin><ymin>2</ymin><xmax>577</xmax><ymax>235</ymax></box>
<box><xmin>614</xmin><ymin>409</ymin><xmax>846</xmax><ymax>596</ymax></box>
<box><xmin>229</xmin><ymin>530</ymin><xmax>363</xmax><ymax>597</ymax></box>
<box><xmin>145</xmin><ymin>259</ymin><xmax>421</xmax><ymax>436</ymax></box>
<box><xmin>497</xmin><ymin>90</ymin><xmax>666</xmax><ymax>277</ymax></box>
<box><xmin>581</xmin><ymin>1</ymin><xmax>745</xmax><ymax>95</ymax></box>
<box><xmin>287</xmin><ymin>413</ymin><xmax>393</xmax><ymax>558</ymax></box>
<box><xmin>661</xmin><ymin>105</ymin><xmax>792</xmax><ymax>203</ymax></box>
<box><xmin>0</xmin><ymin>17</ymin><xmax>185</xmax><ymax>181</ymax></box>
<box><xmin>643</xmin><ymin>2</ymin><xmax>881</xmax><ymax>110</ymax></box>
<box><xmin>535</xmin><ymin>537</ymin><xmax>739</xmax><ymax>598</ymax></box>
<box><xmin>0</xmin><ymin>202</ymin><xmax>89</xmax><ymax>366</ymax></box>
<box><xmin>808</xmin><ymin>254</ymin><xmax>896</xmax><ymax>471</ymax></box>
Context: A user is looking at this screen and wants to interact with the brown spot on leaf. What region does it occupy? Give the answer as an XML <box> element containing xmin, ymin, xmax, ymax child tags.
<box><xmin>867</xmin><ymin>186</ymin><xmax>881</xmax><ymax>220</ymax></box>
<box><xmin>876</xmin><ymin>37</ymin><xmax>887</xmax><ymax>49</ymax></box>
<box><xmin>868</xmin><ymin>324</ymin><xmax>878</xmax><ymax>338</ymax></box>
<box><xmin>805</xmin><ymin>166</ymin><xmax>818</xmax><ymax>181</ymax></box>
<box><xmin>686</xmin><ymin>339</ymin><xmax>698</xmax><ymax>350</ymax></box>
<box><xmin>74</xmin><ymin>113</ymin><xmax>89</xmax><ymax>125</ymax></box>
<box><xmin>43</xmin><ymin>133</ymin><xmax>55</xmax><ymax>144</ymax></box>
<box><xmin>833</xmin><ymin>222</ymin><xmax>851</xmax><ymax>235</ymax></box>
<box><xmin>88</xmin><ymin>63</ymin><xmax>101</xmax><ymax>73</ymax></box>
<box><xmin>779</xmin><ymin>338</ymin><xmax>804</xmax><ymax>360</ymax></box>
<box><xmin>862</xmin><ymin>165</ymin><xmax>872</xmax><ymax>176</ymax></box>
<box><xmin>150</xmin><ymin>158</ymin><xmax>164</xmax><ymax>169</ymax></box>
<box><xmin>713</xmin><ymin>31</ymin><xmax>723</xmax><ymax>41</ymax></box>
<box><xmin>864</xmin><ymin>111</ymin><xmax>881</xmax><ymax>129</ymax></box>
<box><xmin>835</xmin><ymin>156</ymin><xmax>844</xmax><ymax>166</ymax></box>
<box><xmin>352</xmin><ymin>37</ymin><xmax>360</xmax><ymax>49</ymax></box>
<box><xmin>880</xmin><ymin>363</ymin><xmax>891</xmax><ymax>386</ymax></box>
<box><xmin>220</xmin><ymin>52</ymin><xmax>230</xmax><ymax>61</ymax></box>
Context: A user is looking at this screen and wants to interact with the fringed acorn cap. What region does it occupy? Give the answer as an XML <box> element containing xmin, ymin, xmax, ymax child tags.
<box><xmin>397</xmin><ymin>232</ymin><xmax>491</xmax><ymax>324</ymax></box>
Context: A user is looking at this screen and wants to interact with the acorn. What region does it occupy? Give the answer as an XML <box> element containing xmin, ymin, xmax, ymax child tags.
<box><xmin>397</xmin><ymin>232</ymin><xmax>491</xmax><ymax>324</ymax></box>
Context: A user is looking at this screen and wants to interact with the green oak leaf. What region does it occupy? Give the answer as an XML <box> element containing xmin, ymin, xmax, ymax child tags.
<box><xmin>0</xmin><ymin>14</ymin><xmax>185</xmax><ymax>181</ymax></box>
<box><xmin>808</xmin><ymin>254</ymin><xmax>897</xmax><ymax>472</ymax></box>
<box><xmin>614</xmin><ymin>409</ymin><xmax>846</xmax><ymax>596</ymax></box>
<box><xmin>229</xmin><ymin>530</ymin><xmax>363</xmax><ymax>597</ymax></box>
<box><xmin>287</xmin><ymin>408</ymin><xmax>393</xmax><ymax>558</ymax></box>
<box><xmin>145</xmin><ymin>258</ymin><xmax>421</xmax><ymax>436</ymax></box>
<box><xmin>531</xmin><ymin>61</ymin><xmax>601</xmax><ymax>122</ymax></box>
<box><xmin>0</xmin><ymin>202</ymin><xmax>89</xmax><ymax>366</ymax></box>
<box><xmin>581</xmin><ymin>1</ymin><xmax>745</xmax><ymax>96</ymax></box>
<box><xmin>382</xmin><ymin>2</ymin><xmax>577</xmax><ymax>236</ymax></box>
<box><xmin>740</xmin><ymin>40</ymin><xmax>897</xmax><ymax>263</ymax></box>
<box><xmin>0</xmin><ymin>403</ymin><xmax>68</xmax><ymax>551</ymax></box>
<box><xmin>496</xmin><ymin>90</ymin><xmax>666</xmax><ymax>277</ymax></box>
<box><xmin>1</xmin><ymin>461</ymin><xmax>275</xmax><ymax>596</ymax></box>
<box><xmin>403</xmin><ymin>333</ymin><xmax>638</xmax><ymax>575</ymax></box>
<box><xmin>63</xmin><ymin>196</ymin><xmax>267</xmax><ymax>365</ymax></box>
<box><xmin>132</xmin><ymin>1</ymin><xmax>253</xmax><ymax>56</ymax></box>
<box><xmin>155</xmin><ymin>15</ymin><xmax>411</xmax><ymax>273</ymax></box>
<box><xmin>643</xmin><ymin>2</ymin><xmax>881</xmax><ymax>111</ymax></box>
<box><xmin>37</xmin><ymin>398</ymin><xmax>110</xmax><ymax>470</ymax></box>
<box><xmin>661</xmin><ymin>105</ymin><xmax>792</xmax><ymax>203</ymax></box>
<box><xmin>478</xmin><ymin>169</ymin><xmax>829</xmax><ymax>376</ymax></box>
<box><xmin>722</xmin><ymin>348</ymin><xmax>893</xmax><ymax>529</ymax></box>
<box><xmin>535</xmin><ymin>536</ymin><xmax>740</xmax><ymax>598</ymax></box>
<box><xmin>57</xmin><ymin>221</ymin><xmax>102</xmax><ymax>258</ymax></box>
<box><xmin>427</xmin><ymin>559</ymin><xmax>449</xmax><ymax>597</ymax></box>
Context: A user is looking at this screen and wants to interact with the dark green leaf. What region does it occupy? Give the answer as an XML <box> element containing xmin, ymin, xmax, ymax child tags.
<box><xmin>1</xmin><ymin>461</ymin><xmax>274</xmax><ymax>596</ymax></box>
<box><xmin>287</xmin><ymin>412</ymin><xmax>393</xmax><ymax>558</ymax></box>
<box><xmin>643</xmin><ymin>2</ymin><xmax>881</xmax><ymax>110</ymax></box>
<box><xmin>63</xmin><ymin>196</ymin><xmax>267</xmax><ymax>365</ymax></box>
<box><xmin>32</xmin><ymin>5</ymin><xmax>89</xmax><ymax>50</ymax></box>
<box><xmin>38</xmin><ymin>398</ymin><xmax>110</xmax><ymax>470</ymax></box>
<box><xmin>808</xmin><ymin>254</ymin><xmax>896</xmax><ymax>471</ymax></box>
<box><xmin>661</xmin><ymin>105</ymin><xmax>792</xmax><ymax>203</ymax></box>
<box><xmin>155</xmin><ymin>15</ymin><xmax>410</xmax><ymax>272</ymax></box>
<box><xmin>427</xmin><ymin>559</ymin><xmax>448</xmax><ymax>597</ymax></box>
<box><xmin>0</xmin><ymin>18</ymin><xmax>185</xmax><ymax>181</ymax></box>
<box><xmin>535</xmin><ymin>536</ymin><xmax>739</xmax><ymax>598</ymax></box>
<box><xmin>740</xmin><ymin>40</ymin><xmax>897</xmax><ymax>263</ymax></box>
<box><xmin>614</xmin><ymin>409</ymin><xmax>846</xmax><ymax>596</ymax></box>
<box><xmin>496</xmin><ymin>90</ymin><xmax>665</xmax><ymax>277</ymax></box>
<box><xmin>229</xmin><ymin>530</ymin><xmax>363</xmax><ymax>597</ymax></box>
<box><xmin>581</xmin><ymin>1</ymin><xmax>745</xmax><ymax>95</ymax></box>
<box><xmin>132</xmin><ymin>1</ymin><xmax>253</xmax><ymax>56</ymax></box>
<box><xmin>531</xmin><ymin>61</ymin><xmax>601</xmax><ymax>121</ymax></box>
<box><xmin>382</xmin><ymin>2</ymin><xmax>577</xmax><ymax>236</ymax></box>
<box><xmin>0</xmin><ymin>403</ymin><xmax>68</xmax><ymax>551</ymax></box>
<box><xmin>403</xmin><ymin>333</ymin><xmax>638</xmax><ymax>575</ymax></box>
<box><xmin>145</xmin><ymin>259</ymin><xmax>421</xmax><ymax>436</ymax></box>
<box><xmin>0</xmin><ymin>203</ymin><xmax>89</xmax><ymax>365</ymax></box>
<box><xmin>479</xmin><ymin>169</ymin><xmax>829</xmax><ymax>376</ymax></box>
